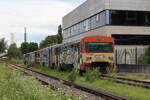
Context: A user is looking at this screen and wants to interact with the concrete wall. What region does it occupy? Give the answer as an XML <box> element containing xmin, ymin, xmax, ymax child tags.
<box><xmin>63</xmin><ymin>0</ymin><xmax>150</xmax><ymax>29</ymax></box>
<box><xmin>63</xmin><ymin>26</ymin><xmax>150</xmax><ymax>43</ymax></box>
<box><xmin>63</xmin><ymin>0</ymin><xmax>105</xmax><ymax>29</ymax></box>
<box><xmin>106</xmin><ymin>0</ymin><xmax>150</xmax><ymax>11</ymax></box>
<box><xmin>105</xmin><ymin>26</ymin><xmax>150</xmax><ymax>35</ymax></box>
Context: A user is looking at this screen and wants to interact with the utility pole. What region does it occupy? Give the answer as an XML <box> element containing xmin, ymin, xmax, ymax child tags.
<box><xmin>24</xmin><ymin>27</ymin><xmax>27</xmax><ymax>42</ymax></box>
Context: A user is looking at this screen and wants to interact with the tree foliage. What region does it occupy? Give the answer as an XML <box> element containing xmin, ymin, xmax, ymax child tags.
<box><xmin>7</xmin><ymin>43</ymin><xmax>21</xmax><ymax>59</ymax></box>
<box><xmin>0</xmin><ymin>38</ymin><xmax>7</xmax><ymax>53</ymax></box>
<box><xmin>28</xmin><ymin>42</ymin><xmax>38</xmax><ymax>52</ymax></box>
<box><xmin>57</xmin><ymin>25</ymin><xmax>63</xmax><ymax>44</ymax></box>
<box><xmin>138</xmin><ymin>46</ymin><xmax>150</xmax><ymax>64</ymax></box>
<box><xmin>20</xmin><ymin>42</ymin><xmax>29</xmax><ymax>54</ymax></box>
<box><xmin>20</xmin><ymin>42</ymin><xmax>38</xmax><ymax>54</ymax></box>
<box><xmin>39</xmin><ymin>35</ymin><xmax>58</xmax><ymax>49</ymax></box>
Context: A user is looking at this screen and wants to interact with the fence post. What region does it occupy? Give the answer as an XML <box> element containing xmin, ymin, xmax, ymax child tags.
<box><xmin>115</xmin><ymin>49</ymin><xmax>118</xmax><ymax>64</ymax></box>
<box><xmin>135</xmin><ymin>48</ymin><xmax>138</xmax><ymax>64</ymax></box>
<box><xmin>124</xmin><ymin>49</ymin><xmax>127</xmax><ymax>64</ymax></box>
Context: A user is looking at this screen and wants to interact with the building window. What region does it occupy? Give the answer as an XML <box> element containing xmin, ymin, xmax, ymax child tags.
<box><xmin>80</xmin><ymin>21</ymin><xmax>84</xmax><ymax>33</ymax></box>
<box><xmin>145</xmin><ymin>12</ymin><xmax>150</xmax><ymax>25</ymax></box>
<box><xmin>85</xmin><ymin>19</ymin><xmax>90</xmax><ymax>31</ymax></box>
<box><xmin>62</xmin><ymin>30</ymin><xmax>66</xmax><ymax>38</ymax></box>
<box><xmin>67</xmin><ymin>28</ymin><xmax>71</xmax><ymax>37</ymax></box>
<box><xmin>109</xmin><ymin>10</ymin><xmax>150</xmax><ymax>26</ymax></box>
<box><xmin>63</xmin><ymin>10</ymin><xmax>150</xmax><ymax>39</ymax></box>
<box><xmin>95</xmin><ymin>14</ymin><xmax>99</xmax><ymax>22</ymax></box>
<box><xmin>106</xmin><ymin>10</ymin><xmax>110</xmax><ymax>25</ymax></box>
<box><xmin>101</xmin><ymin>11</ymin><xmax>106</xmax><ymax>26</ymax></box>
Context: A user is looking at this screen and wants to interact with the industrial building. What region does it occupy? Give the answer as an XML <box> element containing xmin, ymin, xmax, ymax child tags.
<box><xmin>62</xmin><ymin>0</ymin><xmax>150</xmax><ymax>64</ymax></box>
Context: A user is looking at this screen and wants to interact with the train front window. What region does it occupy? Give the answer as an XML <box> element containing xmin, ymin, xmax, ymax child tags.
<box><xmin>86</xmin><ymin>42</ymin><xmax>113</xmax><ymax>53</ymax></box>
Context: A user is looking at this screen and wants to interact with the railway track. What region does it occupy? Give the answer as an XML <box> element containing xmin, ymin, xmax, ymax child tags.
<box><xmin>102</xmin><ymin>75</ymin><xmax>150</xmax><ymax>89</ymax></box>
<box><xmin>11</xmin><ymin>64</ymin><xmax>129</xmax><ymax>100</ymax></box>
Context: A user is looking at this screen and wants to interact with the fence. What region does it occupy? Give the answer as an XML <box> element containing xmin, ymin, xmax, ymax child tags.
<box><xmin>115</xmin><ymin>46</ymin><xmax>147</xmax><ymax>64</ymax></box>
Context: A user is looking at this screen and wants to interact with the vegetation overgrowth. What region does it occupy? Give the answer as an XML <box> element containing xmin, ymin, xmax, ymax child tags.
<box><xmin>0</xmin><ymin>38</ymin><xmax>7</xmax><ymax>53</ymax></box>
<box><xmin>68</xmin><ymin>69</ymin><xmax>79</xmax><ymax>82</ymax></box>
<box><xmin>25</xmin><ymin>64</ymin><xmax>150</xmax><ymax>100</ymax></box>
<box><xmin>138</xmin><ymin>46</ymin><xmax>150</xmax><ymax>64</ymax></box>
<box><xmin>0</xmin><ymin>61</ymin><xmax>81</xmax><ymax>100</ymax></box>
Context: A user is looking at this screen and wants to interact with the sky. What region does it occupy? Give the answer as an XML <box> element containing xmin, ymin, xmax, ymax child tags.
<box><xmin>0</xmin><ymin>0</ymin><xmax>86</xmax><ymax>46</ymax></box>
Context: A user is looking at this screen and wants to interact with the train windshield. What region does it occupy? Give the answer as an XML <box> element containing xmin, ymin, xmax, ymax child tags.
<box><xmin>86</xmin><ymin>42</ymin><xmax>113</xmax><ymax>53</ymax></box>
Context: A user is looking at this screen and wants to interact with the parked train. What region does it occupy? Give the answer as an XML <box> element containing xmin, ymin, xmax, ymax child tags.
<box><xmin>24</xmin><ymin>35</ymin><xmax>115</xmax><ymax>74</ymax></box>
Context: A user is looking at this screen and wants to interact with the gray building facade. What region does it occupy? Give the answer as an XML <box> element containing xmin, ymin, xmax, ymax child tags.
<box><xmin>62</xmin><ymin>0</ymin><xmax>150</xmax><ymax>64</ymax></box>
<box><xmin>63</xmin><ymin>0</ymin><xmax>150</xmax><ymax>43</ymax></box>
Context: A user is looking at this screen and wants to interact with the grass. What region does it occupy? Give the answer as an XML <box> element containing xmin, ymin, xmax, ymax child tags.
<box><xmin>76</xmin><ymin>78</ymin><xmax>150</xmax><ymax>100</ymax></box>
<box><xmin>0</xmin><ymin>61</ymin><xmax>81</xmax><ymax>100</ymax></box>
<box><xmin>119</xmin><ymin>75</ymin><xmax>150</xmax><ymax>80</ymax></box>
<box><xmin>27</xmin><ymin>64</ymin><xmax>150</xmax><ymax>100</ymax></box>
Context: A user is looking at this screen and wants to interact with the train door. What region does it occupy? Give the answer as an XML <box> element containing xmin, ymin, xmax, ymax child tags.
<box><xmin>73</xmin><ymin>42</ymin><xmax>81</xmax><ymax>69</ymax></box>
<box><xmin>49</xmin><ymin>47</ymin><xmax>54</xmax><ymax>68</ymax></box>
<box><xmin>54</xmin><ymin>47</ymin><xmax>61</xmax><ymax>67</ymax></box>
<box><xmin>48</xmin><ymin>48</ymin><xmax>51</xmax><ymax>68</ymax></box>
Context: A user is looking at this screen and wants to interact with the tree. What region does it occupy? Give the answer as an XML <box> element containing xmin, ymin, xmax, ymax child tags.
<box><xmin>28</xmin><ymin>42</ymin><xmax>38</xmax><ymax>52</ymax></box>
<box><xmin>7</xmin><ymin>43</ymin><xmax>21</xmax><ymax>59</ymax></box>
<box><xmin>144</xmin><ymin>47</ymin><xmax>150</xmax><ymax>64</ymax></box>
<box><xmin>40</xmin><ymin>35</ymin><xmax>58</xmax><ymax>49</ymax></box>
<box><xmin>21</xmin><ymin>42</ymin><xmax>38</xmax><ymax>54</ymax></box>
<box><xmin>138</xmin><ymin>46</ymin><xmax>150</xmax><ymax>64</ymax></box>
<box><xmin>0</xmin><ymin>38</ymin><xmax>7</xmax><ymax>53</ymax></box>
<box><xmin>57</xmin><ymin>25</ymin><xmax>63</xmax><ymax>44</ymax></box>
<box><xmin>20</xmin><ymin>42</ymin><xmax>29</xmax><ymax>54</ymax></box>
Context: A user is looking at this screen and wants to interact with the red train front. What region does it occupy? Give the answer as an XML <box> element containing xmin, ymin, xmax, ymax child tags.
<box><xmin>81</xmin><ymin>35</ymin><xmax>115</xmax><ymax>73</ymax></box>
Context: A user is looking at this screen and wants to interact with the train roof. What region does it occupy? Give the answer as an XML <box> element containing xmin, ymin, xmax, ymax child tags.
<box><xmin>24</xmin><ymin>35</ymin><xmax>113</xmax><ymax>55</ymax></box>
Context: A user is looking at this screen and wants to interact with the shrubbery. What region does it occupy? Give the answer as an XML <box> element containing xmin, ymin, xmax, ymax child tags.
<box><xmin>85</xmin><ymin>68</ymin><xmax>100</xmax><ymax>82</ymax></box>
<box><xmin>68</xmin><ymin>69</ymin><xmax>79</xmax><ymax>82</ymax></box>
<box><xmin>9</xmin><ymin>59</ymin><xmax>24</xmax><ymax>65</ymax></box>
<box><xmin>0</xmin><ymin>62</ymin><xmax>79</xmax><ymax>100</ymax></box>
<box><xmin>138</xmin><ymin>46</ymin><xmax>150</xmax><ymax>64</ymax></box>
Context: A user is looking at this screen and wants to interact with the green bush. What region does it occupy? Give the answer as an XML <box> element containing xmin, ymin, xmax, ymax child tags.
<box><xmin>10</xmin><ymin>59</ymin><xmax>24</xmax><ymax>65</ymax></box>
<box><xmin>0</xmin><ymin>62</ymin><xmax>80</xmax><ymax>100</ymax></box>
<box><xmin>138</xmin><ymin>46</ymin><xmax>150</xmax><ymax>64</ymax></box>
<box><xmin>85</xmin><ymin>68</ymin><xmax>100</xmax><ymax>82</ymax></box>
<box><xmin>26</xmin><ymin>62</ymin><xmax>35</xmax><ymax>68</ymax></box>
<box><xmin>68</xmin><ymin>69</ymin><xmax>78</xmax><ymax>82</ymax></box>
<box><xmin>106</xmin><ymin>67</ymin><xmax>117</xmax><ymax>77</ymax></box>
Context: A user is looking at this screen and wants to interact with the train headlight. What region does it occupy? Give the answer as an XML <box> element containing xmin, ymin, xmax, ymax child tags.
<box><xmin>108</xmin><ymin>57</ymin><xmax>113</xmax><ymax>61</ymax></box>
<box><xmin>86</xmin><ymin>57</ymin><xmax>92</xmax><ymax>61</ymax></box>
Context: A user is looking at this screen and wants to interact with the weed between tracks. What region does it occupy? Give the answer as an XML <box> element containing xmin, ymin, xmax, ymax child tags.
<box><xmin>0</xmin><ymin>62</ymin><xmax>82</xmax><ymax>100</ymax></box>
<box><xmin>28</xmin><ymin>64</ymin><xmax>150</xmax><ymax>100</ymax></box>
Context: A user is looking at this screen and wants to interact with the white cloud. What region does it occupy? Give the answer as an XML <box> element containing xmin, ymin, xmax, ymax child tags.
<box><xmin>0</xmin><ymin>0</ymin><xmax>84</xmax><ymax>46</ymax></box>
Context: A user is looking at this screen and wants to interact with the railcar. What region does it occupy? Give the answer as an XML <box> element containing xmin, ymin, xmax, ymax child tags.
<box><xmin>57</xmin><ymin>35</ymin><xmax>114</xmax><ymax>73</ymax></box>
<box><xmin>24</xmin><ymin>35</ymin><xmax>114</xmax><ymax>73</ymax></box>
<box><xmin>40</xmin><ymin>47</ymin><xmax>50</xmax><ymax>67</ymax></box>
<box><xmin>35</xmin><ymin>50</ymin><xmax>42</xmax><ymax>64</ymax></box>
<box><xmin>81</xmin><ymin>35</ymin><xmax>114</xmax><ymax>73</ymax></box>
<box><xmin>23</xmin><ymin>52</ymin><xmax>35</xmax><ymax>64</ymax></box>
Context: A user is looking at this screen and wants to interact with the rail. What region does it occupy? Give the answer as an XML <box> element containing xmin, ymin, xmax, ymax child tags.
<box><xmin>102</xmin><ymin>75</ymin><xmax>150</xmax><ymax>89</ymax></box>
<box><xmin>11</xmin><ymin>64</ymin><xmax>129</xmax><ymax>100</ymax></box>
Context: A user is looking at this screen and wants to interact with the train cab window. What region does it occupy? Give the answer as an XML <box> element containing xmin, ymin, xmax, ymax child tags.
<box><xmin>86</xmin><ymin>42</ymin><xmax>113</xmax><ymax>53</ymax></box>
